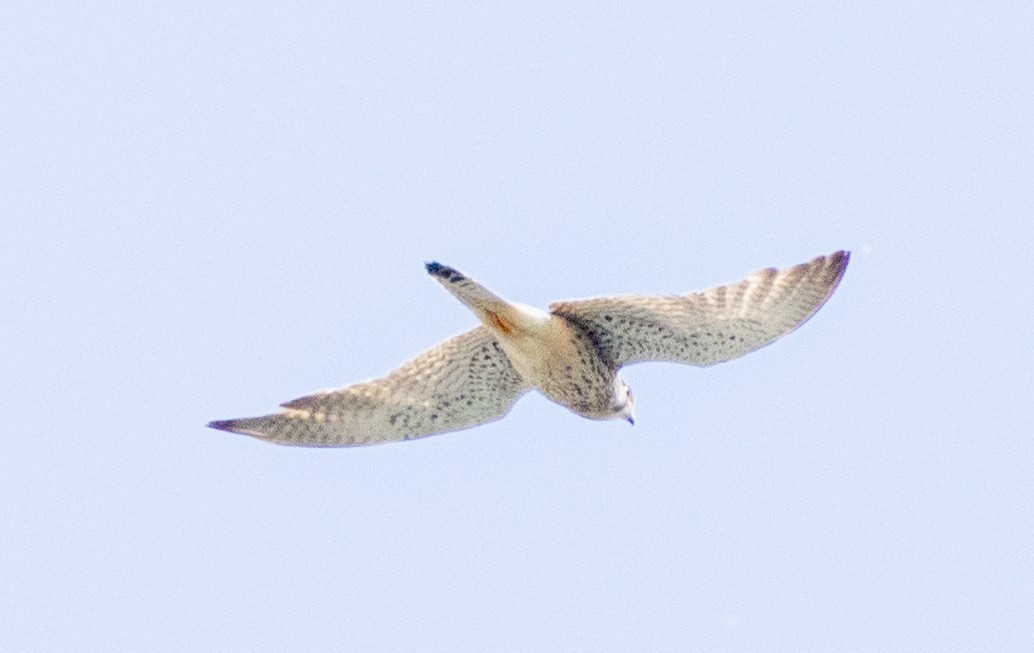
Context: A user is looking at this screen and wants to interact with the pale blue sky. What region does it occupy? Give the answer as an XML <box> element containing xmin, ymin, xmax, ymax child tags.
<box><xmin>2</xmin><ymin>2</ymin><xmax>1032</xmax><ymax>651</ymax></box>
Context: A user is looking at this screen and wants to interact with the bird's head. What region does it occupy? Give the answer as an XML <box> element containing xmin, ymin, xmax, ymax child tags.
<box><xmin>610</xmin><ymin>376</ymin><xmax>636</xmax><ymax>425</ymax></box>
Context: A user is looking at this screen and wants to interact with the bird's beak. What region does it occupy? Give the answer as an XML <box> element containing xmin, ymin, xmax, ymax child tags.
<box><xmin>627</xmin><ymin>415</ymin><xmax>635</xmax><ymax>426</ymax></box>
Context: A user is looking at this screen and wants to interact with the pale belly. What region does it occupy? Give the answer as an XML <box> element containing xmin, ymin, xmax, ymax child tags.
<box><xmin>492</xmin><ymin>313</ymin><xmax>617</xmax><ymax>418</ymax></box>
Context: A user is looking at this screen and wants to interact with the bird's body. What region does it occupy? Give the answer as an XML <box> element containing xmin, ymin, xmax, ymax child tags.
<box><xmin>209</xmin><ymin>251</ymin><xmax>849</xmax><ymax>447</ymax></box>
<box><xmin>426</xmin><ymin>262</ymin><xmax>624</xmax><ymax>422</ymax></box>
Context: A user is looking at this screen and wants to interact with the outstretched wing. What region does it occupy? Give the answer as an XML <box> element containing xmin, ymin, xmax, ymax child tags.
<box><xmin>208</xmin><ymin>327</ymin><xmax>529</xmax><ymax>447</ymax></box>
<box><xmin>550</xmin><ymin>251</ymin><xmax>849</xmax><ymax>368</ymax></box>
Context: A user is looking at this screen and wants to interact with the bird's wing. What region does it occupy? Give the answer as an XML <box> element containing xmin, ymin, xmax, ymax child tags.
<box><xmin>208</xmin><ymin>327</ymin><xmax>529</xmax><ymax>447</ymax></box>
<box><xmin>549</xmin><ymin>251</ymin><xmax>849</xmax><ymax>368</ymax></box>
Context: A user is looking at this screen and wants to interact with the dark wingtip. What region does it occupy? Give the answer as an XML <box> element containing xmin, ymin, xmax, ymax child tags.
<box><xmin>207</xmin><ymin>419</ymin><xmax>241</xmax><ymax>434</ymax></box>
<box><xmin>829</xmin><ymin>250</ymin><xmax>851</xmax><ymax>288</ymax></box>
<box><xmin>425</xmin><ymin>261</ymin><xmax>445</xmax><ymax>275</ymax></box>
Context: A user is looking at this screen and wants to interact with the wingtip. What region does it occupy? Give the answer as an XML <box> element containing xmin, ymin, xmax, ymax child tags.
<box><xmin>829</xmin><ymin>250</ymin><xmax>850</xmax><ymax>286</ymax></box>
<box><xmin>207</xmin><ymin>419</ymin><xmax>244</xmax><ymax>434</ymax></box>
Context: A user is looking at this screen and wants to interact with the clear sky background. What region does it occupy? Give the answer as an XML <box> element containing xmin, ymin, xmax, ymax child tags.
<box><xmin>2</xmin><ymin>2</ymin><xmax>1032</xmax><ymax>651</ymax></box>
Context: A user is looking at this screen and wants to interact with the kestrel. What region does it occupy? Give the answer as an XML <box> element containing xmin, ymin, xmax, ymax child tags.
<box><xmin>209</xmin><ymin>251</ymin><xmax>849</xmax><ymax>447</ymax></box>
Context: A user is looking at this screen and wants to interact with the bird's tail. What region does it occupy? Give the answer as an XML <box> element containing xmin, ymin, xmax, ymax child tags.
<box><xmin>425</xmin><ymin>262</ymin><xmax>536</xmax><ymax>338</ymax></box>
<box><xmin>425</xmin><ymin>262</ymin><xmax>509</xmax><ymax>310</ymax></box>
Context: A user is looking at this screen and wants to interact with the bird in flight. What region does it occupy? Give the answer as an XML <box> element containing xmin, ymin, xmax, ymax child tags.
<box><xmin>209</xmin><ymin>251</ymin><xmax>849</xmax><ymax>447</ymax></box>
